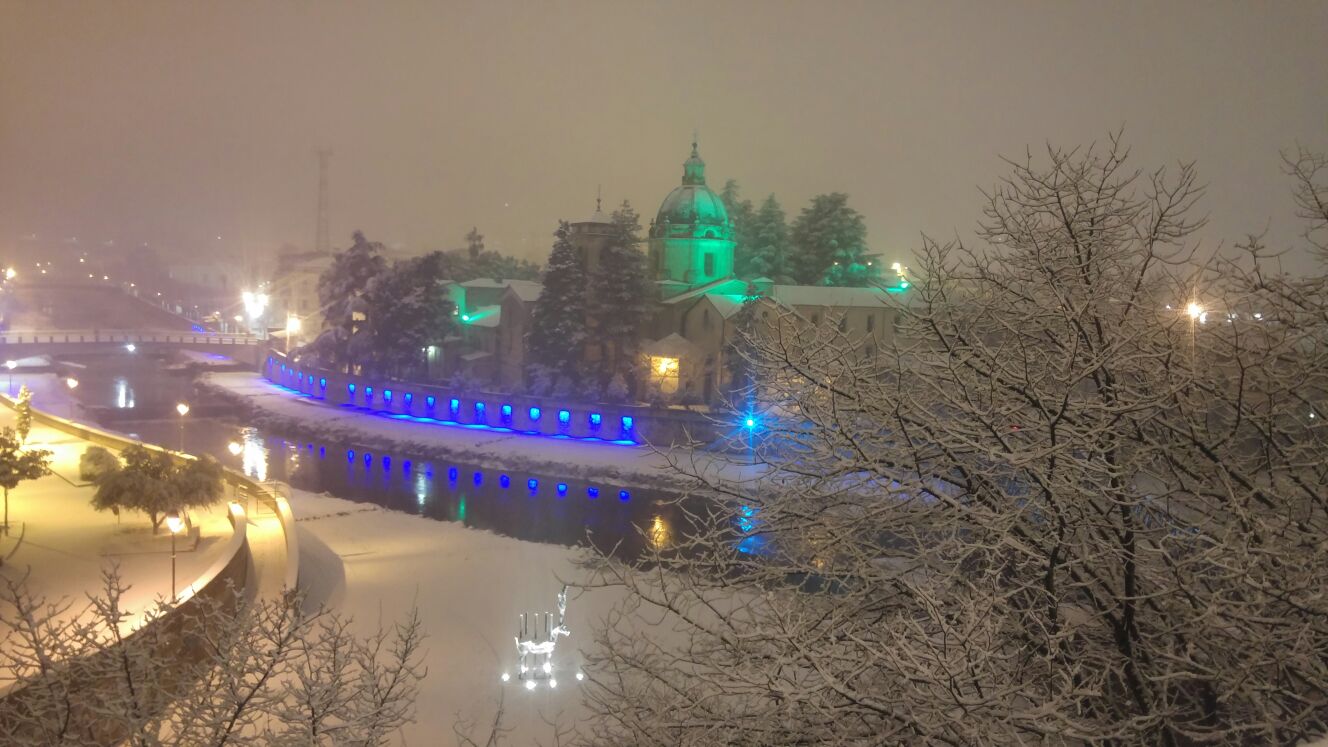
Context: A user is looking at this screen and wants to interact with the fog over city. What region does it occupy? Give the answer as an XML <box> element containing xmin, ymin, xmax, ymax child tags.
<box><xmin>3</xmin><ymin>1</ymin><xmax>1326</xmax><ymax>273</ymax></box>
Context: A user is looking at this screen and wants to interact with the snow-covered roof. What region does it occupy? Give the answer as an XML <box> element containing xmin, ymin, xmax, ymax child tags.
<box><xmin>502</xmin><ymin>281</ymin><xmax>543</xmax><ymax>303</ymax></box>
<box><xmin>461</xmin><ymin>350</ymin><xmax>492</xmax><ymax>361</ymax></box>
<box><xmin>467</xmin><ymin>305</ymin><xmax>503</xmax><ymax>328</ymax></box>
<box><xmin>768</xmin><ymin>284</ymin><xmax>891</xmax><ymax>309</ymax></box>
<box><xmin>661</xmin><ymin>277</ymin><xmax>748</xmax><ymax>304</ymax></box>
<box><xmin>642</xmin><ymin>333</ymin><xmax>702</xmax><ymax>358</ymax></box>
<box><xmin>461</xmin><ymin>278</ymin><xmax>541</xmax><ymax>292</ymax></box>
<box><xmin>703</xmin><ymin>294</ymin><xmax>747</xmax><ymax>319</ymax></box>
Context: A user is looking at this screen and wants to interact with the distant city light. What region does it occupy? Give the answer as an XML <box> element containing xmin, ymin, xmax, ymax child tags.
<box><xmin>125</xmin><ymin>343</ymin><xmax>136</xmax><ymax>352</ymax></box>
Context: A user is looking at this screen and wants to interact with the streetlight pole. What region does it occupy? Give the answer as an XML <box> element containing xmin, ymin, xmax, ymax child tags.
<box><xmin>5</xmin><ymin>360</ymin><xmax>15</xmax><ymax>395</ymax></box>
<box><xmin>166</xmin><ymin>511</ymin><xmax>183</xmax><ymax>602</ymax></box>
<box><xmin>65</xmin><ymin>377</ymin><xmax>79</xmax><ymax>419</ymax></box>
<box><xmin>176</xmin><ymin>402</ymin><xmax>190</xmax><ymax>452</ymax></box>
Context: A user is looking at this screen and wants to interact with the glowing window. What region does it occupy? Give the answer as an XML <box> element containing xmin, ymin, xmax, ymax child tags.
<box><xmin>650</xmin><ymin>356</ymin><xmax>680</xmax><ymax>394</ymax></box>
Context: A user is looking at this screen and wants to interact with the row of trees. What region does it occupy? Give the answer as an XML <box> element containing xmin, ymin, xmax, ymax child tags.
<box><xmin>720</xmin><ymin>182</ymin><xmax>880</xmax><ymax>286</ymax></box>
<box><xmin>582</xmin><ymin>139</ymin><xmax>1328</xmax><ymax>744</ymax></box>
<box><xmin>526</xmin><ymin>201</ymin><xmax>651</xmax><ymax>400</ymax></box>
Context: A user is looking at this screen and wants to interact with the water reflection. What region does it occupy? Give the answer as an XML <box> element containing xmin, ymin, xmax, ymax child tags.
<box><xmin>114</xmin><ymin>377</ymin><xmax>135</xmax><ymax>409</ymax></box>
<box><xmin>240</xmin><ymin>427</ymin><xmax>268</xmax><ymax>482</ymax></box>
<box><xmin>649</xmin><ymin>514</ymin><xmax>671</xmax><ymax>549</ymax></box>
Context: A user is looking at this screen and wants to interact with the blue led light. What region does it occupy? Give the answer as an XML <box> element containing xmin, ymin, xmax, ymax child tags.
<box><xmin>558</xmin><ymin>409</ymin><xmax>571</xmax><ymax>425</ymax></box>
<box><xmin>364</xmin><ymin>386</ymin><xmax>373</xmax><ymax>403</ymax></box>
<box><xmin>364</xmin><ymin>453</ymin><xmax>373</xmax><ymax>465</ymax></box>
<box><xmin>347</xmin><ymin>449</ymin><xmax>355</xmax><ymax>461</ymax></box>
<box><xmin>621</xmin><ymin>416</ymin><xmax>634</xmax><ymax>434</ymax></box>
<box><xmin>382</xmin><ymin>456</ymin><xmax>391</xmax><ymax>469</ymax></box>
<box><xmin>556</xmin><ymin>482</ymin><xmax>568</xmax><ymax>496</ymax></box>
<box><xmin>474</xmin><ymin>402</ymin><xmax>486</xmax><ymax>421</ymax></box>
<box><xmin>589</xmin><ymin>412</ymin><xmax>602</xmax><ymax>428</ymax></box>
<box><xmin>499</xmin><ymin>474</ymin><xmax>510</xmax><ymax>488</ymax></box>
<box><xmin>318</xmin><ymin>446</ymin><xmax>326</xmax><ymax>458</ymax></box>
<box><xmin>298</xmin><ymin>371</ymin><xmax>304</xmax><ymax>381</ymax></box>
<box><xmin>527</xmin><ymin>478</ymin><xmax>538</xmax><ymax>490</ymax></box>
<box><xmin>473</xmin><ymin>471</ymin><xmax>483</xmax><ymax>485</ymax></box>
<box><xmin>449</xmin><ymin>398</ymin><xmax>460</xmax><ymax>417</ymax></box>
<box><xmin>619</xmin><ymin>490</ymin><xmax>630</xmax><ymax>501</ymax></box>
<box><xmin>404</xmin><ymin>393</ymin><xmax>413</xmax><ymax>407</ymax></box>
<box><xmin>448</xmin><ymin>467</ymin><xmax>458</xmax><ymax>481</ymax></box>
<box><xmin>281</xmin><ymin>364</ymin><xmax>287</xmax><ymax>372</ymax></box>
<box><xmin>319</xmin><ymin>377</ymin><xmax>327</xmax><ymax>389</ymax></box>
<box><xmin>403</xmin><ymin>459</ymin><xmax>411</xmax><ymax>473</ymax></box>
<box><xmin>383</xmin><ymin>389</ymin><xmax>393</xmax><ymax>402</ymax></box>
<box><xmin>587</xmin><ymin>486</ymin><xmax>599</xmax><ymax>498</ymax></box>
<box><xmin>348</xmin><ymin>383</ymin><xmax>356</xmax><ymax>395</ymax></box>
<box><xmin>426</xmin><ymin>395</ymin><xmax>436</xmax><ymax>408</ymax></box>
<box><xmin>500</xmin><ymin>403</ymin><xmax>513</xmax><ymax>424</ymax></box>
<box><xmin>529</xmin><ymin>407</ymin><xmax>541</xmax><ymax>421</ymax></box>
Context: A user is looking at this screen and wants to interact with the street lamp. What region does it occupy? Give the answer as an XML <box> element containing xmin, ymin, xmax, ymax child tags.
<box><xmin>165</xmin><ymin>511</ymin><xmax>184</xmax><ymax>602</ymax></box>
<box><xmin>65</xmin><ymin>377</ymin><xmax>79</xmax><ymax>419</ymax></box>
<box><xmin>285</xmin><ymin>315</ymin><xmax>302</xmax><ymax>354</ymax></box>
<box><xmin>4</xmin><ymin>360</ymin><xmax>15</xmax><ymax>394</ymax></box>
<box><xmin>176</xmin><ymin>402</ymin><xmax>190</xmax><ymax>452</ymax></box>
<box><xmin>227</xmin><ymin>441</ymin><xmax>243</xmax><ymax>456</ymax></box>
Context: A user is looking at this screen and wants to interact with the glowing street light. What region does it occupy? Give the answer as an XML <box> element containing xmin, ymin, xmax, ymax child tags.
<box><xmin>125</xmin><ymin>343</ymin><xmax>136</xmax><ymax>353</ymax></box>
<box><xmin>4</xmin><ymin>360</ymin><xmax>15</xmax><ymax>394</ymax></box>
<box><xmin>176</xmin><ymin>402</ymin><xmax>190</xmax><ymax>452</ymax></box>
<box><xmin>285</xmin><ymin>315</ymin><xmax>302</xmax><ymax>354</ymax></box>
<box><xmin>4</xmin><ymin>267</ymin><xmax>15</xmax><ymax>280</ymax></box>
<box><xmin>1185</xmin><ymin>301</ymin><xmax>1207</xmax><ymax>324</ymax></box>
<box><xmin>165</xmin><ymin>511</ymin><xmax>184</xmax><ymax>602</ymax></box>
<box><xmin>227</xmin><ymin>441</ymin><xmax>243</xmax><ymax>456</ymax></box>
<box><xmin>65</xmin><ymin>376</ymin><xmax>79</xmax><ymax>419</ymax></box>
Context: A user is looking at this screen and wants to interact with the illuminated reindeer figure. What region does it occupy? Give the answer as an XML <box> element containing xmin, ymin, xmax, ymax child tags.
<box><xmin>514</xmin><ymin>585</ymin><xmax>570</xmax><ymax>681</ymax></box>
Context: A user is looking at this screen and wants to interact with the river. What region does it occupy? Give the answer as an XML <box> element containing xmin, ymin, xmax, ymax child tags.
<box><xmin>61</xmin><ymin>354</ymin><xmax>691</xmax><ymax>560</ymax></box>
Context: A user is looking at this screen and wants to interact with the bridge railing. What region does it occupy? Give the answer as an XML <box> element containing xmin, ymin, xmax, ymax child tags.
<box><xmin>0</xmin><ymin>330</ymin><xmax>260</xmax><ymax>346</ymax></box>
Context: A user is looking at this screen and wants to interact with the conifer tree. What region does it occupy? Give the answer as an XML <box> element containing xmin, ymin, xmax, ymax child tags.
<box><xmin>315</xmin><ymin>231</ymin><xmax>388</xmax><ymax>368</ymax></box>
<box><xmin>590</xmin><ymin>200</ymin><xmax>651</xmax><ymax>393</ymax></box>
<box><xmin>720</xmin><ymin>180</ymin><xmax>756</xmax><ymax>277</ymax></box>
<box><xmin>789</xmin><ymin>193</ymin><xmax>868</xmax><ymax>284</ymax></box>
<box><xmin>14</xmin><ymin>385</ymin><xmax>33</xmax><ymax>445</ymax></box>
<box><xmin>818</xmin><ymin>239</ymin><xmax>881</xmax><ymax>287</ymax></box>
<box><xmin>743</xmin><ymin>195</ymin><xmax>792</xmax><ymax>282</ymax></box>
<box><xmin>526</xmin><ymin>222</ymin><xmax>589</xmax><ymax>392</ymax></box>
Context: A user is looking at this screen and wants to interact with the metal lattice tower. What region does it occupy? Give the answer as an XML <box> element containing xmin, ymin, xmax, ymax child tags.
<box><xmin>315</xmin><ymin>148</ymin><xmax>332</xmax><ymax>253</ymax></box>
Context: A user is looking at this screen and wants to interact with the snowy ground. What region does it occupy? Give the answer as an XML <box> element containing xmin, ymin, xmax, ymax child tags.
<box><xmin>0</xmin><ymin>408</ymin><xmax>237</xmax><ymax>673</ymax></box>
<box><xmin>203</xmin><ymin>371</ymin><xmax>763</xmax><ymax>493</ymax></box>
<box><xmin>290</xmin><ymin>487</ymin><xmax>633</xmax><ymax>745</ymax></box>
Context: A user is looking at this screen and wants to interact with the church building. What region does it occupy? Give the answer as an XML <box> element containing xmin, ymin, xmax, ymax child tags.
<box><xmin>460</xmin><ymin>142</ymin><xmax>906</xmax><ymax>404</ymax></box>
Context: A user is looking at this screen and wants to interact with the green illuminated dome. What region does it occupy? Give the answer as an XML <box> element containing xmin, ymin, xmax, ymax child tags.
<box><xmin>650</xmin><ymin>142</ymin><xmax>733</xmax><ymax>241</ymax></box>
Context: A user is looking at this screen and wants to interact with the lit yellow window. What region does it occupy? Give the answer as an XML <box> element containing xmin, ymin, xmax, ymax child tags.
<box><xmin>650</xmin><ymin>356</ymin><xmax>680</xmax><ymax>394</ymax></box>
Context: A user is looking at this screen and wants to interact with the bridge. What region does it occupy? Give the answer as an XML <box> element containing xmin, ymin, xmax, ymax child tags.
<box><xmin>0</xmin><ymin>329</ymin><xmax>264</xmax><ymax>367</ymax></box>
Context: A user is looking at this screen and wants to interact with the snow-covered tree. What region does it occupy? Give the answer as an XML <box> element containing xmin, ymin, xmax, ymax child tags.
<box><xmin>316</xmin><ymin>231</ymin><xmax>388</xmax><ymax>369</ymax></box>
<box><xmin>789</xmin><ymin>192</ymin><xmax>868</xmax><ymax>284</ymax></box>
<box><xmin>0</xmin><ymin>568</ymin><xmax>425</xmax><ymax>745</ymax></box>
<box><xmin>466</xmin><ymin>226</ymin><xmax>485</xmax><ymax>260</ymax></box>
<box><xmin>588</xmin><ymin>200</ymin><xmax>651</xmax><ymax>392</ymax></box>
<box><xmin>720</xmin><ymin>180</ymin><xmax>756</xmax><ymax>277</ymax></box>
<box><xmin>90</xmin><ymin>445</ymin><xmax>223</xmax><ymax>533</ymax></box>
<box><xmin>526</xmin><ymin>222</ymin><xmax>590</xmax><ymax>392</ymax></box>
<box><xmin>0</xmin><ymin>426</ymin><xmax>50</xmax><ymax>537</ymax></box>
<box><xmin>581</xmin><ymin>137</ymin><xmax>1328</xmax><ymax>745</ymax></box>
<box><xmin>817</xmin><ymin>238</ymin><xmax>881</xmax><ymax>287</ymax></box>
<box><xmin>360</xmin><ymin>252</ymin><xmax>456</xmax><ymax>378</ymax></box>
<box><xmin>14</xmin><ymin>386</ymin><xmax>32</xmax><ymax>445</ymax></box>
<box><xmin>78</xmin><ymin>446</ymin><xmax>119</xmax><ymax>484</ymax></box>
<box><xmin>1285</xmin><ymin>145</ymin><xmax>1328</xmax><ymax>260</ymax></box>
<box><xmin>742</xmin><ymin>195</ymin><xmax>792</xmax><ymax>282</ymax></box>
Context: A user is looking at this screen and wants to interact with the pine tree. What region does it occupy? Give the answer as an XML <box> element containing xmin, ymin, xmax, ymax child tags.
<box><xmin>526</xmin><ymin>222</ymin><xmax>590</xmax><ymax>392</ymax></box>
<box><xmin>744</xmin><ymin>195</ymin><xmax>792</xmax><ymax>282</ymax></box>
<box><xmin>720</xmin><ymin>180</ymin><xmax>756</xmax><ymax>277</ymax></box>
<box><xmin>589</xmin><ymin>200</ymin><xmax>651</xmax><ymax>393</ymax></box>
<box><xmin>789</xmin><ymin>193</ymin><xmax>868</xmax><ymax>284</ymax></box>
<box><xmin>818</xmin><ymin>239</ymin><xmax>881</xmax><ymax>287</ymax></box>
<box><xmin>465</xmin><ymin>227</ymin><xmax>485</xmax><ymax>260</ymax></box>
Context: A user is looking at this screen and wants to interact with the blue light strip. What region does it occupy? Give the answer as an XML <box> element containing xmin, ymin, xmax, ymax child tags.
<box><xmin>259</xmin><ymin>377</ymin><xmax>639</xmax><ymax>446</ymax></box>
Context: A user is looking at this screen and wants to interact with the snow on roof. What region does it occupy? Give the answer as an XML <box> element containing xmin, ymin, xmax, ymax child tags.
<box><xmin>460</xmin><ymin>278</ymin><xmax>541</xmax><ymax>292</ymax></box>
<box><xmin>642</xmin><ymin>333</ymin><xmax>702</xmax><ymax>358</ymax></box>
<box><xmin>702</xmin><ymin>293</ymin><xmax>747</xmax><ymax>318</ymax></box>
<box><xmin>468</xmin><ymin>305</ymin><xmax>503</xmax><ymax>327</ymax></box>
<box><xmin>661</xmin><ymin>277</ymin><xmax>748</xmax><ymax>304</ymax></box>
<box><xmin>768</xmin><ymin>284</ymin><xmax>891</xmax><ymax>308</ymax></box>
<box><xmin>502</xmin><ymin>281</ymin><xmax>543</xmax><ymax>303</ymax></box>
<box><xmin>461</xmin><ymin>350</ymin><xmax>493</xmax><ymax>361</ymax></box>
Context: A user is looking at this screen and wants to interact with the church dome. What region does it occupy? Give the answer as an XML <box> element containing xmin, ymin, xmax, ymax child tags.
<box><xmin>650</xmin><ymin>142</ymin><xmax>732</xmax><ymax>240</ymax></box>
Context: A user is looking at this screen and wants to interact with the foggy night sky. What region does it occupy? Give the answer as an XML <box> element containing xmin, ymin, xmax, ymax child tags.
<box><xmin>2</xmin><ymin>1</ymin><xmax>1326</xmax><ymax>276</ymax></box>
